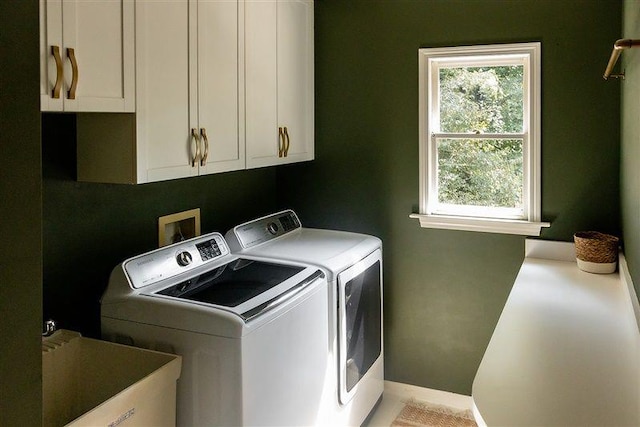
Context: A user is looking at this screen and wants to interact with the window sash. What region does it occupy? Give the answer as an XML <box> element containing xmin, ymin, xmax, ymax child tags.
<box><xmin>430</xmin><ymin>57</ymin><xmax>530</xmax><ymax>135</ymax></box>
<box><xmin>428</xmin><ymin>133</ymin><xmax>528</xmax><ymax>220</ymax></box>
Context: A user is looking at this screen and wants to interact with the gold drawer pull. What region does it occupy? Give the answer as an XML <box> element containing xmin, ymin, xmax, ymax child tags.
<box><xmin>200</xmin><ymin>128</ymin><xmax>209</xmax><ymax>166</ymax></box>
<box><xmin>283</xmin><ymin>126</ymin><xmax>290</xmax><ymax>157</ymax></box>
<box><xmin>51</xmin><ymin>45</ymin><xmax>63</xmax><ymax>99</ymax></box>
<box><xmin>278</xmin><ymin>127</ymin><xmax>285</xmax><ymax>157</ymax></box>
<box><xmin>190</xmin><ymin>128</ymin><xmax>200</xmax><ymax>167</ymax></box>
<box><xmin>67</xmin><ymin>47</ymin><xmax>78</xmax><ymax>99</ymax></box>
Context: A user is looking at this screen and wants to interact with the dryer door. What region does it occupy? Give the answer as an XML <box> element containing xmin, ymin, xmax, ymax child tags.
<box><xmin>337</xmin><ymin>248</ymin><xmax>383</xmax><ymax>404</ymax></box>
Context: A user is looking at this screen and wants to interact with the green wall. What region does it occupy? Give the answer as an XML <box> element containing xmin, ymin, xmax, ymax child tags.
<box><xmin>36</xmin><ymin>0</ymin><xmax>629</xmax><ymax>403</ymax></box>
<box><xmin>0</xmin><ymin>0</ymin><xmax>42</xmax><ymax>424</ymax></box>
<box><xmin>279</xmin><ymin>0</ymin><xmax>622</xmax><ymax>395</ymax></box>
<box><xmin>622</xmin><ymin>1</ymin><xmax>640</xmax><ymax>298</ymax></box>
<box><xmin>42</xmin><ymin>114</ymin><xmax>279</xmax><ymax>337</ymax></box>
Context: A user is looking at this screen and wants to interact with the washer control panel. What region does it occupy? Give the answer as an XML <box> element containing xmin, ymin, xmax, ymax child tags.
<box><xmin>124</xmin><ymin>232</ymin><xmax>229</xmax><ymax>289</ymax></box>
<box><xmin>227</xmin><ymin>210</ymin><xmax>301</xmax><ymax>251</ymax></box>
<box><xmin>196</xmin><ymin>238</ymin><xmax>223</xmax><ymax>260</ymax></box>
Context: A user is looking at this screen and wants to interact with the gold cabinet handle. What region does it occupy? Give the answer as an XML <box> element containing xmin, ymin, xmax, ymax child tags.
<box><xmin>67</xmin><ymin>47</ymin><xmax>78</xmax><ymax>100</ymax></box>
<box><xmin>190</xmin><ymin>128</ymin><xmax>200</xmax><ymax>167</ymax></box>
<box><xmin>200</xmin><ymin>128</ymin><xmax>209</xmax><ymax>166</ymax></box>
<box><xmin>51</xmin><ymin>45</ymin><xmax>63</xmax><ymax>99</ymax></box>
<box><xmin>278</xmin><ymin>127</ymin><xmax>284</xmax><ymax>157</ymax></box>
<box><xmin>283</xmin><ymin>126</ymin><xmax>290</xmax><ymax>157</ymax></box>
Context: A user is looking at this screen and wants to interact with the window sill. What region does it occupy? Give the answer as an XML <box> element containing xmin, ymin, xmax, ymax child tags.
<box><xmin>409</xmin><ymin>213</ymin><xmax>550</xmax><ymax>236</ymax></box>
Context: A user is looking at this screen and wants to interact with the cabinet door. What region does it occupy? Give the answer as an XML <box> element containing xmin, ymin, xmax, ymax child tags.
<box><xmin>197</xmin><ymin>0</ymin><xmax>244</xmax><ymax>174</ymax></box>
<box><xmin>245</xmin><ymin>0</ymin><xmax>314</xmax><ymax>169</ymax></box>
<box><xmin>40</xmin><ymin>0</ymin><xmax>64</xmax><ymax>111</ymax></box>
<box><xmin>277</xmin><ymin>0</ymin><xmax>314</xmax><ymax>163</ymax></box>
<box><xmin>136</xmin><ymin>0</ymin><xmax>198</xmax><ymax>183</ymax></box>
<box><xmin>245</xmin><ymin>0</ymin><xmax>278</xmax><ymax>168</ymax></box>
<box><xmin>40</xmin><ymin>0</ymin><xmax>134</xmax><ymax>112</ymax></box>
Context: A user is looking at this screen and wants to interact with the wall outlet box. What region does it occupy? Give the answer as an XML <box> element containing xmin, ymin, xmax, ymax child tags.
<box><xmin>158</xmin><ymin>208</ymin><xmax>201</xmax><ymax>247</ymax></box>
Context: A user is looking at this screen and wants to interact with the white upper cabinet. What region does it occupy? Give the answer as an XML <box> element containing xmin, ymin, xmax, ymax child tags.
<box><xmin>39</xmin><ymin>0</ymin><xmax>134</xmax><ymax>112</ymax></box>
<box><xmin>78</xmin><ymin>0</ymin><xmax>243</xmax><ymax>184</ymax></box>
<box><xmin>134</xmin><ymin>0</ymin><xmax>242</xmax><ymax>182</ymax></box>
<box><xmin>76</xmin><ymin>0</ymin><xmax>313</xmax><ymax>184</ymax></box>
<box><xmin>245</xmin><ymin>0</ymin><xmax>314</xmax><ymax>168</ymax></box>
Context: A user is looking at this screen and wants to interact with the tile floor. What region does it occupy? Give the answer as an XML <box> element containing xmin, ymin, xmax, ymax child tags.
<box><xmin>366</xmin><ymin>381</ymin><xmax>474</xmax><ymax>426</ymax></box>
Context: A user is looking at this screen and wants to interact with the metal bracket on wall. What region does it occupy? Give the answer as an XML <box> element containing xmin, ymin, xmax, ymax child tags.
<box><xmin>603</xmin><ymin>39</ymin><xmax>640</xmax><ymax>80</ymax></box>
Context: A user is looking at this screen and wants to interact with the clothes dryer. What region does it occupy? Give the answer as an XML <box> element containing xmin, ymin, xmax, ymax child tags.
<box><xmin>225</xmin><ymin>210</ymin><xmax>384</xmax><ymax>426</ymax></box>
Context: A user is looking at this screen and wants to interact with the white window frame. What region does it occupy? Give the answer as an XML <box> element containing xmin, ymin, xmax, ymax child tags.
<box><xmin>411</xmin><ymin>42</ymin><xmax>550</xmax><ymax>236</ymax></box>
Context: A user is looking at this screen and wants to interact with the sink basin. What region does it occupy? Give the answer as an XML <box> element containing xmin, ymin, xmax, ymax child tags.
<box><xmin>42</xmin><ymin>330</ymin><xmax>181</xmax><ymax>427</ymax></box>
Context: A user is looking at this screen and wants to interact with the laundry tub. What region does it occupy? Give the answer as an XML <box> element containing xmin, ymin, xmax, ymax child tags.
<box><xmin>42</xmin><ymin>329</ymin><xmax>181</xmax><ymax>427</ymax></box>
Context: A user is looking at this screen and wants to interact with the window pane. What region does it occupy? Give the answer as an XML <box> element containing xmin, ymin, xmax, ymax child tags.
<box><xmin>439</xmin><ymin>65</ymin><xmax>524</xmax><ymax>133</ymax></box>
<box><xmin>437</xmin><ymin>138</ymin><xmax>523</xmax><ymax>208</ymax></box>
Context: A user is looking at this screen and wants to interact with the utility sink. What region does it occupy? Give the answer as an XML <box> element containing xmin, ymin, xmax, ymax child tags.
<box><xmin>42</xmin><ymin>330</ymin><xmax>181</xmax><ymax>427</ymax></box>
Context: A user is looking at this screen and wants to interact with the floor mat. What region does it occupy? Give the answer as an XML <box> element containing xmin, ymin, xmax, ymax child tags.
<box><xmin>391</xmin><ymin>398</ymin><xmax>478</xmax><ymax>427</ymax></box>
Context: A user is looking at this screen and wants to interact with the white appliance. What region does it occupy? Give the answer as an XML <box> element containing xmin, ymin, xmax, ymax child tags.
<box><xmin>225</xmin><ymin>210</ymin><xmax>384</xmax><ymax>426</ymax></box>
<box><xmin>101</xmin><ymin>232</ymin><xmax>330</xmax><ymax>426</ymax></box>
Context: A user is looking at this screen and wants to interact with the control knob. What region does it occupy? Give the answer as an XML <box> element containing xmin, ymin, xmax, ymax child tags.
<box><xmin>176</xmin><ymin>251</ymin><xmax>192</xmax><ymax>267</ymax></box>
<box><xmin>267</xmin><ymin>222</ymin><xmax>279</xmax><ymax>235</ymax></box>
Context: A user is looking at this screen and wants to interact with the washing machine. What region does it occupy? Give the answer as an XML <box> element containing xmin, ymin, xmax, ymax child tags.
<box><xmin>225</xmin><ymin>210</ymin><xmax>384</xmax><ymax>426</ymax></box>
<box><xmin>100</xmin><ymin>231</ymin><xmax>331</xmax><ymax>426</ymax></box>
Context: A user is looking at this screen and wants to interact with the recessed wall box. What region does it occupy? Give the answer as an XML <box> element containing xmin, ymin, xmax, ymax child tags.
<box><xmin>158</xmin><ymin>208</ymin><xmax>201</xmax><ymax>247</ymax></box>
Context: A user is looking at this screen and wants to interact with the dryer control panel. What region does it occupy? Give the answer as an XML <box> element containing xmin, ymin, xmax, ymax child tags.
<box><xmin>226</xmin><ymin>210</ymin><xmax>301</xmax><ymax>251</ymax></box>
<box><xmin>124</xmin><ymin>232</ymin><xmax>229</xmax><ymax>289</ymax></box>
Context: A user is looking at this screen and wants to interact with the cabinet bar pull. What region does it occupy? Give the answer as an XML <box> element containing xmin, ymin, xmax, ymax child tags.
<box><xmin>200</xmin><ymin>128</ymin><xmax>209</xmax><ymax>166</ymax></box>
<box><xmin>190</xmin><ymin>128</ymin><xmax>200</xmax><ymax>167</ymax></box>
<box><xmin>278</xmin><ymin>127</ymin><xmax>284</xmax><ymax>157</ymax></box>
<box><xmin>283</xmin><ymin>126</ymin><xmax>290</xmax><ymax>157</ymax></box>
<box><xmin>67</xmin><ymin>47</ymin><xmax>78</xmax><ymax>99</ymax></box>
<box><xmin>51</xmin><ymin>46</ymin><xmax>63</xmax><ymax>99</ymax></box>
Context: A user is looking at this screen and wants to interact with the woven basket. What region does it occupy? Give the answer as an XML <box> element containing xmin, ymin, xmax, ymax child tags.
<box><xmin>574</xmin><ymin>231</ymin><xmax>619</xmax><ymax>273</ymax></box>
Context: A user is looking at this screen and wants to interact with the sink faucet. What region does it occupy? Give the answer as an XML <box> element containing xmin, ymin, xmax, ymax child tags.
<box><xmin>42</xmin><ymin>319</ymin><xmax>57</xmax><ymax>337</ymax></box>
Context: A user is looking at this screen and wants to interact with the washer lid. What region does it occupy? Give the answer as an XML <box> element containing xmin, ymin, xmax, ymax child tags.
<box><xmin>156</xmin><ymin>258</ymin><xmax>303</xmax><ymax>307</ymax></box>
<box><xmin>152</xmin><ymin>258</ymin><xmax>325</xmax><ymax>323</ymax></box>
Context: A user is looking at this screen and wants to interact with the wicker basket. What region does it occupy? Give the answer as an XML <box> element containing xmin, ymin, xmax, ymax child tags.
<box><xmin>573</xmin><ymin>231</ymin><xmax>619</xmax><ymax>274</ymax></box>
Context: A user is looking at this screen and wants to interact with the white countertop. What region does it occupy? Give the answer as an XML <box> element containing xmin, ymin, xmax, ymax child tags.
<box><xmin>472</xmin><ymin>240</ymin><xmax>640</xmax><ymax>426</ymax></box>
